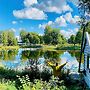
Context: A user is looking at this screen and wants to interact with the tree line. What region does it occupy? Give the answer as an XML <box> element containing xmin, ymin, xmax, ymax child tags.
<box><xmin>68</xmin><ymin>22</ymin><xmax>90</xmax><ymax>45</ymax></box>
<box><xmin>20</xmin><ymin>26</ymin><xmax>66</xmax><ymax>45</ymax></box>
<box><xmin>0</xmin><ymin>30</ymin><xmax>17</xmax><ymax>46</ymax></box>
<box><xmin>0</xmin><ymin>22</ymin><xmax>90</xmax><ymax>46</ymax></box>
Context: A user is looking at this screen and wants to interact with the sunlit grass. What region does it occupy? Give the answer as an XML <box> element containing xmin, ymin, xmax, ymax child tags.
<box><xmin>0</xmin><ymin>80</ymin><xmax>17</xmax><ymax>90</ymax></box>
<box><xmin>56</xmin><ymin>44</ymin><xmax>81</xmax><ymax>50</ymax></box>
<box><xmin>0</xmin><ymin>46</ymin><xmax>19</xmax><ymax>50</ymax></box>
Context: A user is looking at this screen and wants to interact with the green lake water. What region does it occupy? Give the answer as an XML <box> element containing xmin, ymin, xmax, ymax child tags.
<box><xmin>0</xmin><ymin>48</ymin><xmax>83</xmax><ymax>73</ymax></box>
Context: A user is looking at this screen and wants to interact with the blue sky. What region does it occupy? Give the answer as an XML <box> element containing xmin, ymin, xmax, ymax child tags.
<box><xmin>0</xmin><ymin>0</ymin><xmax>80</xmax><ymax>38</ymax></box>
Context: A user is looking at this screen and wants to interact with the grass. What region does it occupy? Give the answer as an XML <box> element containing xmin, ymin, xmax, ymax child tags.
<box><xmin>0</xmin><ymin>75</ymin><xmax>85</xmax><ymax>90</ymax></box>
<box><xmin>21</xmin><ymin>44</ymin><xmax>42</xmax><ymax>48</ymax></box>
<box><xmin>0</xmin><ymin>46</ymin><xmax>19</xmax><ymax>50</ymax></box>
<box><xmin>41</xmin><ymin>44</ymin><xmax>57</xmax><ymax>51</ymax></box>
<box><xmin>0</xmin><ymin>80</ymin><xmax>17</xmax><ymax>90</ymax></box>
<box><xmin>0</xmin><ymin>44</ymin><xmax>80</xmax><ymax>51</ymax></box>
<box><xmin>56</xmin><ymin>44</ymin><xmax>81</xmax><ymax>50</ymax></box>
<box><xmin>20</xmin><ymin>43</ymin><xmax>81</xmax><ymax>51</ymax></box>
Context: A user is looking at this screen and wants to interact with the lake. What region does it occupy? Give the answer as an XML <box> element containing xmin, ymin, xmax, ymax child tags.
<box><xmin>0</xmin><ymin>48</ymin><xmax>83</xmax><ymax>73</ymax></box>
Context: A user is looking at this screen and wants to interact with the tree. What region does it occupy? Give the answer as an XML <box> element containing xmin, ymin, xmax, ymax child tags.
<box><xmin>44</xmin><ymin>26</ymin><xmax>53</xmax><ymax>44</ymax></box>
<box><xmin>75</xmin><ymin>30</ymin><xmax>82</xmax><ymax>44</ymax></box>
<box><xmin>26</xmin><ymin>32</ymin><xmax>40</xmax><ymax>45</ymax></box>
<box><xmin>0</xmin><ymin>31</ymin><xmax>2</xmax><ymax>44</ymax></box>
<box><xmin>44</xmin><ymin>25</ymin><xmax>52</xmax><ymax>35</ymax></box>
<box><xmin>13</xmin><ymin>38</ymin><xmax>18</xmax><ymax>46</ymax></box>
<box><xmin>44</xmin><ymin>26</ymin><xmax>66</xmax><ymax>45</ymax></box>
<box><xmin>7</xmin><ymin>31</ymin><xmax>16</xmax><ymax>46</ymax></box>
<box><xmin>85</xmin><ymin>22</ymin><xmax>90</xmax><ymax>34</ymax></box>
<box><xmin>78</xmin><ymin>0</ymin><xmax>90</xmax><ymax>26</ymax></box>
<box><xmin>38</xmin><ymin>35</ymin><xmax>44</xmax><ymax>44</ymax></box>
<box><xmin>2</xmin><ymin>31</ymin><xmax>8</xmax><ymax>46</ymax></box>
<box><xmin>20</xmin><ymin>30</ymin><xmax>27</xmax><ymax>43</ymax></box>
<box><xmin>50</xmin><ymin>29</ymin><xmax>60</xmax><ymax>45</ymax></box>
<box><xmin>1</xmin><ymin>30</ymin><xmax>17</xmax><ymax>46</ymax></box>
<box><xmin>68</xmin><ymin>35</ymin><xmax>75</xmax><ymax>45</ymax></box>
<box><xmin>79</xmin><ymin>0</ymin><xmax>90</xmax><ymax>14</ymax></box>
<box><xmin>32</xmin><ymin>35</ymin><xmax>40</xmax><ymax>44</ymax></box>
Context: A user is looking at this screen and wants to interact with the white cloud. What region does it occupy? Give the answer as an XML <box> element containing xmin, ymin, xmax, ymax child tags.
<box><xmin>10</xmin><ymin>28</ymin><xmax>16</xmax><ymax>32</ymax></box>
<box><xmin>13</xmin><ymin>8</ymin><xmax>47</xmax><ymax>20</ymax></box>
<box><xmin>19</xmin><ymin>28</ymin><xmax>26</xmax><ymax>31</ymax></box>
<box><xmin>39</xmin><ymin>15</ymin><xmax>67</xmax><ymax>29</ymax></box>
<box><xmin>12</xmin><ymin>21</ymin><xmax>17</xmax><ymax>24</ymax></box>
<box><xmin>60</xmin><ymin>28</ymin><xmax>79</xmax><ymax>38</ymax></box>
<box><xmin>85</xmin><ymin>12</ymin><xmax>90</xmax><ymax>21</ymax></box>
<box><xmin>39</xmin><ymin>21</ymin><xmax>53</xmax><ymax>29</ymax></box>
<box><xmin>39</xmin><ymin>24</ymin><xmax>46</xmax><ymax>29</ymax></box>
<box><xmin>69</xmin><ymin>0</ymin><xmax>79</xmax><ymax>6</ymax></box>
<box><xmin>36</xmin><ymin>0</ymin><xmax>73</xmax><ymax>14</ymax></box>
<box><xmin>24</xmin><ymin>0</ymin><xmax>37</xmax><ymax>7</ymax></box>
<box><xmin>55</xmin><ymin>16</ymin><xmax>67</xmax><ymax>27</ymax></box>
<box><xmin>39</xmin><ymin>12</ymin><xmax>80</xmax><ymax>29</ymax></box>
<box><xmin>64</xmin><ymin>12</ymin><xmax>80</xmax><ymax>24</ymax></box>
<box><xmin>48</xmin><ymin>21</ymin><xmax>53</xmax><ymax>25</ymax></box>
<box><xmin>13</xmin><ymin>0</ymin><xmax>73</xmax><ymax>20</ymax></box>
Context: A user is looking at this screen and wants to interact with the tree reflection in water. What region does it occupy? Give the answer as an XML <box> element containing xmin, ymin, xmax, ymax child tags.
<box><xmin>0</xmin><ymin>50</ymin><xmax>18</xmax><ymax>61</ymax></box>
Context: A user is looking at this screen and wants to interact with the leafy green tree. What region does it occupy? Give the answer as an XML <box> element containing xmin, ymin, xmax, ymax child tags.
<box><xmin>13</xmin><ymin>38</ymin><xmax>18</xmax><ymax>46</ymax></box>
<box><xmin>44</xmin><ymin>26</ymin><xmax>66</xmax><ymax>45</ymax></box>
<box><xmin>85</xmin><ymin>22</ymin><xmax>90</xmax><ymax>34</ymax></box>
<box><xmin>1</xmin><ymin>30</ymin><xmax>17</xmax><ymax>46</ymax></box>
<box><xmin>75</xmin><ymin>30</ymin><xmax>82</xmax><ymax>44</ymax></box>
<box><xmin>44</xmin><ymin>26</ymin><xmax>52</xmax><ymax>44</ymax></box>
<box><xmin>39</xmin><ymin>35</ymin><xmax>44</xmax><ymax>44</ymax></box>
<box><xmin>50</xmin><ymin>29</ymin><xmax>60</xmax><ymax>45</ymax></box>
<box><xmin>33</xmin><ymin>35</ymin><xmax>40</xmax><ymax>44</ymax></box>
<box><xmin>79</xmin><ymin>0</ymin><xmax>90</xmax><ymax>14</ymax></box>
<box><xmin>7</xmin><ymin>31</ymin><xmax>17</xmax><ymax>46</ymax></box>
<box><xmin>68</xmin><ymin>35</ymin><xmax>75</xmax><ymax>45</ymax></box>
<box><xmin>26</xmin><ymin>33</ymin><xmax>33</xmax><ymax>44</ymax></box>
<box><xmin>44</xmin><ymin>25</ymin><xmax>52</xmax><ymax>35</ymax></box>
<box><xmin>20</xmin><ymin>30</ymin><xmax>27</xmax><ymax>43</ymax></box>
<box><xmin>26</xmin><ymin>32</ymin><xmax>40</xmax><ymax>44</ymax></box>
<box><xmin>0</xmin><ymin>31</ymin><xmax>2</xmax><ymax>44</ymax></box>
<box><xmin>44</xmin><ymin>34</ymin><xmax>52</xmax><ymax>44</ymax></box>
<box><xmin>2</xmin><ymin>31</ymin><xmax>8</xmax><ymax>46</ymax></box>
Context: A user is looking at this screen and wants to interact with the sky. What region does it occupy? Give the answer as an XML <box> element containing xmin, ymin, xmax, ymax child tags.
<box><xmin>0</xmin><ymin>0</ymin><xmax>80</xmax><ymax>38</ymax></box>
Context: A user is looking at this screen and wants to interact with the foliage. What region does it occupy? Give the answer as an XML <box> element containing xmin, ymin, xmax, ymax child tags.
<box><xmin>68</xmin><ymin>35</ymin><xmax>75</xmax><ymax>44</ymax></box>
<box><xmin>0</xmin><ymin>66</ymin><xmax>52</xmax><ymax>81</ymax></box>
<box><xmin>0</xmin><ymin>79</ymin><xmax>16</xmax><ymax>90</ymax></box>
<box><xmin>17</xmin><ymin>75</ymin><xmax>67</xmax><ymax>90</ymax></box>
<box><xmin>75</xmin><ymin>30</ymin><xmax>82</xmax><ymax>44</ymax></box>
<box><xmin>0</xmin><ymin>46</ymin><xmax>19</xmax><ymax>50</ymax></box>
<box><xmin>78</xmin><ymin>0</ymin><xmax>90</xmax><ymax>18</ymax></box>
<box><xmin>20</xmin><ymin>31</ymin><xmax>41</xmax><ymax>45</ymax></box>
<box><xmin>44</xmin><ymin>26</ymin><xmax>66</xmax><ymax>45</ymax></box>
<box><xmin>85</xmin><ymin>22</ymin><xmax>90</xmax><ymax>34</ymax></box>
<box><xmin>1</xmin><ymin>30</ymin><xmax>17</xmax><ymax>46</ymax></box>
<box><xmin>56</xmin><ymin>44</ymin><xmax>81</xmax><ymax>50</ymax></box>
<box><xmin>38</xmin><ymin>35</ymin><xmax>44</xmax><ymax>44</ymax></box>
<box><xmin>2</xmin><ymin>31</ymin><xmax>8</xmax><ymax>46</ymax></box>
<box><xmin>0</xmin><ymin>50</ymin><xmax>18</xmax><ymax>60</ymax></box>
<box><xmin>20</xmin><ymin>30</ymin><xmax>28</xmax><ymax>43</ymax></box>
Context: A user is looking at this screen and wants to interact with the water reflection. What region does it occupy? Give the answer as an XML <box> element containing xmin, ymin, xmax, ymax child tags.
<box><xmin>0</xmin><ymin>49</ymin><xmax>83</xmax><ymax>72</ymax></box>
<box><xmin>0</xmin><ymin>50</ymin><xmax>18</xmax><ymax>60</ymax></box>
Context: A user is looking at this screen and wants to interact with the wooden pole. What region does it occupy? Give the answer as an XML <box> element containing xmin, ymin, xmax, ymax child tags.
<box><xmin>78</xmin><ymin>23</ymin><xmax>88</xmax><ymax>72</ymax></box>
<box><xmin>78</xmin><ymin>24</ymin><xmax>85</xmax><ymax>72</ymax></box>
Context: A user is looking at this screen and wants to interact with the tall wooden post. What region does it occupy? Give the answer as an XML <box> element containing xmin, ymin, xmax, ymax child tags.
<box><xmin>78</xmin><ymin>24</ymin><xmax>85</xmax><ymax>72</ymax></box>
<box><xmin>78</xmin><ymin>23</ymin><xmax>88</xmax><ymax>72</ymax></box>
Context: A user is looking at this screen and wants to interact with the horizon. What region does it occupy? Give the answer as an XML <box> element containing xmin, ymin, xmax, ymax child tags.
<box><xmin>0</xmin><ymin>0</ymin><xmax>80</xmax><ymax>38</ymax></box>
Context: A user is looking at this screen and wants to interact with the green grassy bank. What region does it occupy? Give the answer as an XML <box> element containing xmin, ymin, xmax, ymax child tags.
<box><xmin>0</xmin><ymin>46</ymin><xmax>19</xmax><ymax>50</ymax></box>
<box><xmin>56</xmin><ymin>44</ymin><xmax>81</xmax><ymax>50</ymax></box>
